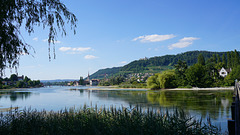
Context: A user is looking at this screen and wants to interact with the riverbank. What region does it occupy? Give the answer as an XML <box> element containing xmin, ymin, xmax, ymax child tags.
<box><xmin>87</xmin><ymin>86</ymin><xmax>234</xmax><ymax>91</ymax></box>
<box><xmin>164</xmin><ymin>86</ymin><xmax>234</xmax><ymax>91</ymax></box>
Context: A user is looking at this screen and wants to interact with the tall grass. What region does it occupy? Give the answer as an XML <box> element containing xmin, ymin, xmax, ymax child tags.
<box><xmin>0</xmin><ymin>106</ymin><xmax>221</xmax><ymax>135</ymax></box>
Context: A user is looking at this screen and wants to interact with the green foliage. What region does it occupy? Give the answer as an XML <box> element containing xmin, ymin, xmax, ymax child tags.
<box><xmin>158</xmin><ymin>70</ymin><xmax>176</xmax><ymax>89</ymax></box>
<box><xmin>234</xmin><ymin>49</ymin><xmax>240</xmax><ymax>67</ymax></box>
<box><xmin>227</xmin><ymin>52</ymin><xmax>231</xmax><ymax>68</ymax></box>
<box><xmin>147</xmin><ymin>74</ymin><xmax>160</xmax><ymax>89</ymax></box>
<box><xmin>222</xmin><ymin>53</ymin><xmax>227</xmax><ymax>67</ymax></box>
<box><xmin>119</xmin><ymin>83</ymin><xmax>147</xmax><ymax>88</ymax></box>
<box><xmin>10</xmin><ymin>74</ymin><xmax>18</xmax><ymax>81</ymax></box>
<box><xmin>16</xmin><ymin>81</ymin><xmax>26</xmax><ymax>88</ymax></box>
<box><xmin>0</xmin><ymin>107</ymin><xmax>221</xmax><ymax>135</ymax></box>
<box><xmin>24</xmin><ymin>76</ymin><xmax>30</xmax><ymax>82</ymax></box>
<box><xmin>231</xmin><ymin>51</ymin><xmax>234</xmax><ymax>67</ymax></box>
<box><xmin>0</xmin><ymin>0</ymin><xmax>77</xmax><ymax>74</ymax></box>
<box><xmin>197</xmin><ymin>53</ymin><xmax>205</xmax><ymax>65</ymax></box>
<box><xmin>216</xmin><ymin>54</ymin><xmax>221</xmax><ymax>63</ymax></box>
<box><xmin>185</xmin><ymin>64</ymin><xmax>213</xmax><ymax>88</ymax></box>
<box><xmin>174</xmin><ymin>60</ymin><xmax>188</xmax><ymax>86</ymax></box>
<box><xmin>224</xmin><ymin>65</ymin><xmax>240</xmax><ymax>86</ymax></box>
<box><xmin>145</xmin><ymin>50</ymin><xmax>240</xmax><ymax>89</ymax></box>
<box><xmin>212</xmin><ymin>54</ymin><xmax>217</xmax><ymax>64</ymax></box>
<box><xmin>99</xmin><ymin>76</ymin><xmax>125</xmax><ymax>86</ymax></box>
<box><xmin>90</xmin><ymin>67</ymin><xmax>122</xmax><ymax>79</ymax></box>
<box><xmin>215</xmin><ymin>62</ymin><xmax>225</xmax><ymax>70</ymax></box>
<box><xmin>79</xmin><ymin>77</ymin><xmax>84</xmax><ymax>85</ymax></box>
<box><xmin>2</xmin><ymin>74</ymin><xmax>41</xmax><ymax>88</ymax></box>
<box><xmin>91</xmin><ymin>51</ymin><xmax>231</xmax><ymax>80</ymax></box>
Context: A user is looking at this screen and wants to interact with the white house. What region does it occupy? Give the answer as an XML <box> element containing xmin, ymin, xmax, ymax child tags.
<box><xmin>219</xmin><ymin>67</ymin><xmax>231</xmax><ymax>77</ymax></box>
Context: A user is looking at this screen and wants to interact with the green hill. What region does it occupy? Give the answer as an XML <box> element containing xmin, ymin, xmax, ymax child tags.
<box><xmin>90</xmin><ymin>67</ymin><xmax>121</xmax><ymax>79</ymax></box>
<box><xmin>90</xmin><ymin>50</ymin><xmax>227</xmax><ymax>79</ymax></box>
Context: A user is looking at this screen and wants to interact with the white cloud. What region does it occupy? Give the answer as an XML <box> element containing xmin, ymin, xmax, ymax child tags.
<box><xmin>59</xmin><ymin>47</ymin><xmax>72</xmax><ymax>51</ymax></box>
<box><xmin>84</xmin><ymin>55</ymin><xmax>97</xmax><ymax>59</ymax></box>
<box><xmin>59</xmin><ymin>47</ymin><xmax>91</xmax><ymax>53</ymax></box>
<box><xmin>133</xmin><ymin>34</ymin><xmax>176</xmax><ymax>43</ymax></box>
<box><xmin>168</xmin><ymin>42</ymin><xmax>192</xmax><ymax>50</ymax></box>
<box><xmin>120</xmin><ymin>61</ymin><xmax>127</xmax><ymax>64</ymax></box>
<box><xmin>43</xmin><ymin>39</ymin><xmax>61</xmax><ymax>44</ymax></box>
<box><xmin>33</xmin><ymin>37</ymin><xmax>38</xmax><ymax>41</ymax></box>
<box><xmin>180</xmin><ymin>37</ymin><xmax>199</xmax><ymax>42</ymax></box>
<box><xmin>168</xmin><ymin>37</ymin><xmax>199</xmax><ymax>50</ymax></box>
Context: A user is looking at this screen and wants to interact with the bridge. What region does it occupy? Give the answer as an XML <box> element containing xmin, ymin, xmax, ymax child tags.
<box><xmin>228</xmin><ymin>80</ymin><xmax>240</xmax><ymax>135</ymax></box>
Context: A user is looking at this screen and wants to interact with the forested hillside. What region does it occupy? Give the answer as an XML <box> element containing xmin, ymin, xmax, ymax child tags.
<box><xmin>90</xmin><ymin>67</ymin><xmax>121</xmax><ymax>79</ymax></box>
<box><xmin>90</xmin><ymin>50</ymin><xmax>229</xmax><ymax>79</ymax></box>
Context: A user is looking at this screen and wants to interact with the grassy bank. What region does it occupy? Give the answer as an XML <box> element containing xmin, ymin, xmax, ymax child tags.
<box><xmin>0</xmin><ymin>106</ymin><xmax>221</xmax><ymax>135</ymax></box>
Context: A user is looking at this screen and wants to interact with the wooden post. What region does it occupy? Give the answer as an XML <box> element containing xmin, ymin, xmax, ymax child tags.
<box><xmin>228</xmin><ymin>80</ymin><xmax>240</xmax><ymax>135</ymax></box>
<box><xmin>232</xmin><ymin>102</ymin><xmax>235</xmax><ymax>120</ymax></box>
<box><xmin>235</xmin><ymin>101</ymin><xmax>240</xmax><ymax>135</ymax></box>
<box><xmin>234</xmin><ymin>80</ymin><xmax>240</xmax><ymax>135</ymax></box>
<box><xmin>228</xmin><ymin>120</ymin><xmax>235</xmax><ymax>135</ymax></box>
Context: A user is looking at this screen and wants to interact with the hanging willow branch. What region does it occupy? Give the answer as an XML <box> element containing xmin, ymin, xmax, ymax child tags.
<box><xmin>0</xmin><ymin>0</ymin><xmax>77</xmax><ymax>75</ymax></box>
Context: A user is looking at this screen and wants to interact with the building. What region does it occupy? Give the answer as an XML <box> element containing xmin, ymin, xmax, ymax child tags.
<box><xmin>17</xmin><ymin>75</ymin><xmax>24</xmax><ymax>81</ymax></box>
<box><xmin>90</xmin><ymin>79</ymin><xmax>100</xmax><ymax>86</ymax></box>
<box><xmin>84</xmin><ymin>72</ymin><xmax>90</xmax><ymax>85</ymax></box>
<box><xmin>218</xmin><ymin>67</ymin><xmax>231</xmax><ymax>77</ymax></box>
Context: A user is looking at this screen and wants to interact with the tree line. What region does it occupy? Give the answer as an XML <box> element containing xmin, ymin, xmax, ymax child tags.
<box><xmin>147</xmin><ymin>50</ymin><xmax>240</xmax><ymax>89</ymax></box>
<box><xmin>0</xmin><ymin>74</ymin><xmax>41</xmax><ymax>89</ymax></box>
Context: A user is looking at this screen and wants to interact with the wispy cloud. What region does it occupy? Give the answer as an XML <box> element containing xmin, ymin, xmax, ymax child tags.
<box><xmin>168</xmin><ymin>37</ymin><xmax>199</xmax><ymax>50</ymax></box>
<box><xmin>43</xmin><ymin>39</ymin><xmax>61</xmax><ymax>44</ymax></box>
<box><xmin>33</xmin><ymin>37</ymin><xmax>38</xmax><ymax>41</ymax></box>
<box><xmin>59</xmin><ymin>47</ymin><xmax>92</xmax><ymax>53</ymax></box>
<box><xmin>120</xmin><ymin>61</ymin><xmax>127</xmax><ymax>64</ymax></box>
<box><xmin>133</xmin><ymin>34</ymin><xmax>176</xmax><ymax>43</ymax></box>
<box><xmin>59</xmin><ymin>47</ymin><xmax>72</xmax><ymax>51</ymax></box>
<box><xmin>84</xmin><ymin>55</ymin><xmax>98</xmax><ymax>59</ymax></box>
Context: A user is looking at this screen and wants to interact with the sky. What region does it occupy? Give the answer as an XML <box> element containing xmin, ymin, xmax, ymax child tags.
<box><xmin>4</xmin><ymin>0</ymin><xmax>240</xmax><ymax>80</ymax></box>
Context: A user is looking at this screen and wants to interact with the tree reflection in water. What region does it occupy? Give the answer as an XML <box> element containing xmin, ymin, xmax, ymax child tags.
<box><xmin>0</xmin><ymin>91</ymin><xmax>32</xmax><ymax>102</ymax></box>
<box><xmin>147</xmin><ymin>90</ymin><xmax>233</xmax><ymax>120</ymax></box>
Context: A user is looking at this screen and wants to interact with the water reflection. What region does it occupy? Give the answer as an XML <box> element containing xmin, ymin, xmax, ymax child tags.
<box><xmin>0</xmin><ymin>91</ymin><xmax>32</xmax><ymax>102</ymax></box>
<box><xmin>92</xmin><ymin>89</ymin><xmax>233</xmax><ymax>120</ymax></box>
<box><xmin>147</xmin><ymin>90</ymin><xmax>233</xmax><ymax>120</ymax></box>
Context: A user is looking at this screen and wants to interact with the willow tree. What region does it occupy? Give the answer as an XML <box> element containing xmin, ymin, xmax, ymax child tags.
<box><xmin>0</xmin><ymin>0</ymin><xmax>77</xmax><ymax>75</ymax></box>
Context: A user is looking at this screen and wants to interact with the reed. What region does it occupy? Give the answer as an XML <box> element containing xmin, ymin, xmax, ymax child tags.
<box><xmin>0</xmin><ymin>106</ymin><xmax>221</xmax><ymax>135</ymax></box>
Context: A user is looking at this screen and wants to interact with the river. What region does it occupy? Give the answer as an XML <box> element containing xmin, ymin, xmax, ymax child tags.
<box><xmin>0</xmin><ymin>86</ymin><xmax>233</xmax><ymax>132</ymax></box>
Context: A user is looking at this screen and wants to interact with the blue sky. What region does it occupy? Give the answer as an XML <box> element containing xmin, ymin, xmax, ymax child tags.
<box><xmin>4</xmin><ymin>0</ymin><xmax>240</xmax><ymax>80</ymax></box>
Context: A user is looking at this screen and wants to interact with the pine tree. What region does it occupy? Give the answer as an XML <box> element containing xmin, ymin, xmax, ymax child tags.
<box><xmin>212</xmin><ymin>54</ymin><xmax>217</xmax><ymax>64</ymax></box>
<box><xmin>197</xmin><ymin>54</ymin><xmax>205</xmax><ymax>65</ymax></box>
<box><xmin>234</xmin><ymin>49</ymin><xmax>240</xmax><ymax>67</ymax></box>
<box><xmin>222</xmin><ymin>53</ymin><xmax>227</xmax><ymax>67</ymax></box>
<box><xmin>231</xmin><ymin>51</ymin><xmax>235</xmax><ymax>67</ymax></box>
<box><xmin>227</xmin><ymin>52</ymin><xmax>231</xmax><ymax>68</ymax></box>
<box><xmin>216</xmin><ymin>54</ymin><xmax>221</xmax><ymax>63</ymax></box>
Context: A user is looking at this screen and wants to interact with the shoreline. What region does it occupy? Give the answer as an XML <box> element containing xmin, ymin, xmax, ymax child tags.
<box><xmin>163</xmin><ymin>86</ymin><xmax>234</xmax><ymax>91</ymax></box>
<box><xmin>87</xmin><ymin>86</ymin><xmax>234</xmax><ymax>91</ymax></box>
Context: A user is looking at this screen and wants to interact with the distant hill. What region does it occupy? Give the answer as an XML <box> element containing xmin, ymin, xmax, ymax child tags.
<box><xmin>41</xmin><ymin>79</ymin><xmax>76</xmax><ymax>83</ymax></box>
<box><xmin>90</xmin><ymin>67</ymin><xmax>121</xmax><ymax>79</ymax></box>
<box><xmin>90</xmin><ymin>50</ymin><xmax>228</xmax><ymax>79</ymax></box>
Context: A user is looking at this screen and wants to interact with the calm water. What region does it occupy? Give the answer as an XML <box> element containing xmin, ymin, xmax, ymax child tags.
<box><xmin>0</xmin><ymin>86</ymin><xmax>233</xmax><ymax>132</ymax></box>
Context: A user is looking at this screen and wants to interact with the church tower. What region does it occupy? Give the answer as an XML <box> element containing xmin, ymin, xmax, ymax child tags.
<box><xmin>87</xmin><ymin>71</ymin><xmax>90</xmax><ymax>82</ymax></box>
